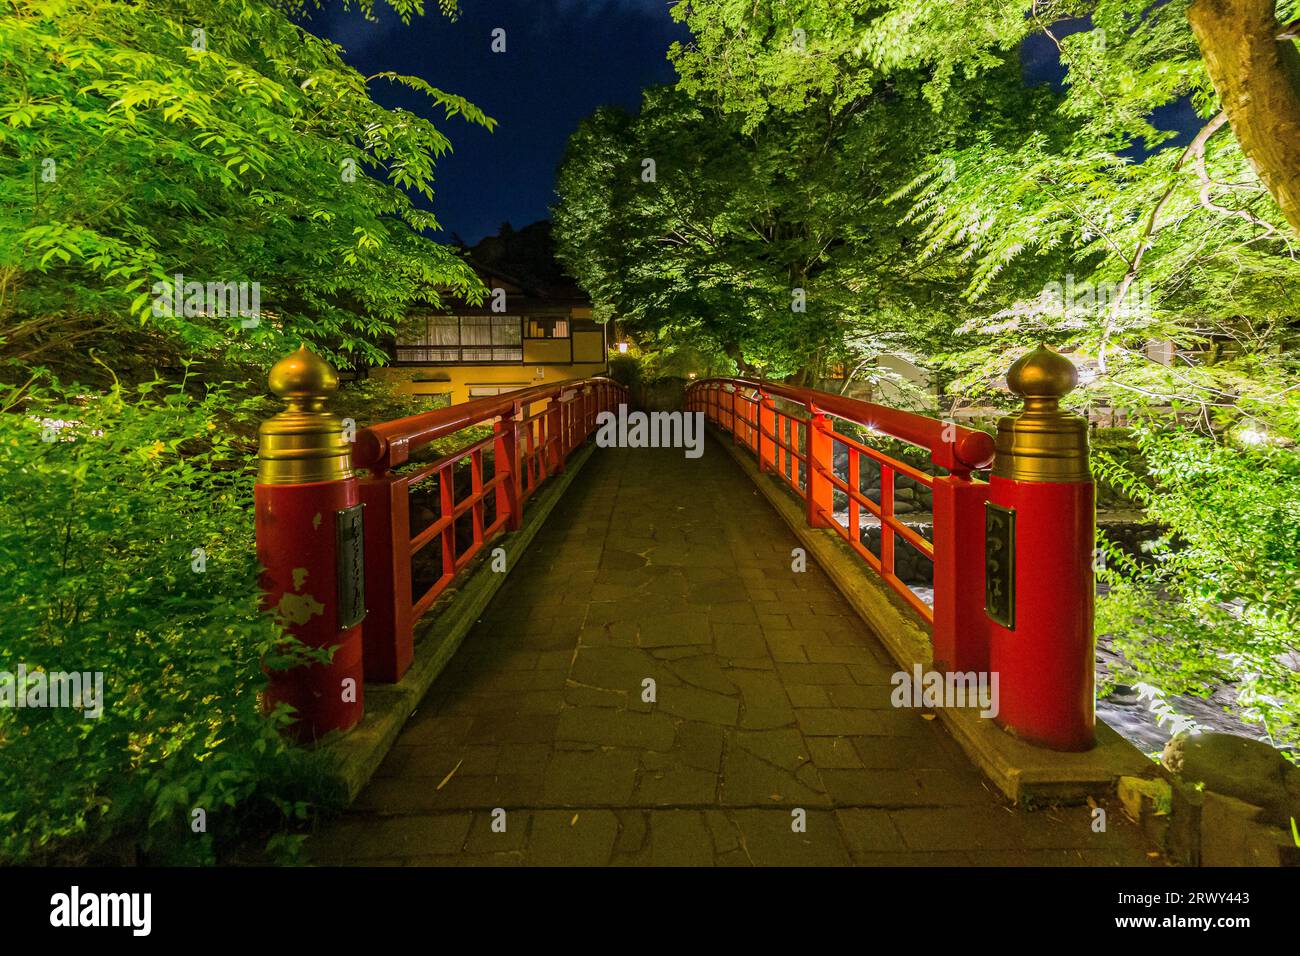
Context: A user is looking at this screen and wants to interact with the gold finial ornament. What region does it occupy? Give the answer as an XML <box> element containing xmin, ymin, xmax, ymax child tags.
<box><xmin>268</xmin><ymin>344</ymin><xmax>339</xmax><ymax>401</ymax></box>
<box><xmin>257</xmin><ymin>345</ymin><xmax>354</xmax><ymax>485</ymax></box>
<box><xmin>992</xmin><ymin>344</ymin><xmax>1091</xmax><ymax>483</ymax></box>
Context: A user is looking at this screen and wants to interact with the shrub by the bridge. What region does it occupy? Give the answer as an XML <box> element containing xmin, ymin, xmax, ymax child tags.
<box><xmin>1096</xmin><ymin>424</ymin><xmax>1300</xmax><ymax>754</ymax></box>
<box><xmin>0</xmin><ymin>375</ymin><xmax>334</xmax><ymax>864</ymax></box>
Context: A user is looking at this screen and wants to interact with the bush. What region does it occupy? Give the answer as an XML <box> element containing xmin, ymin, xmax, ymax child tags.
<box><xmin>606</xmin><ymin>354</ymin><xmax>643</xmax><ymax>390</ymax></box>
<box><xmin>0</xmin><ymin>371</ymin><xmax>333</xmax><ymax>864</ymax></box>
<box><xmin>1090</xmin><ymin>428</ymin><xmax>1148</xmax><ymax>510</ymax></box>
<box><xmin>339</xmin><ymin>376</ymin><xmax>443</xmax><ymax>428</ymax></box>
<box><xmin>1095</xmin><ymin>423</ymin><xmax>1300</xmax><ymax>753</ymax></box>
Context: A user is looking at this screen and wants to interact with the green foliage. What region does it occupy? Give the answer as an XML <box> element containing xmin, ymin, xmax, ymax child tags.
<box><xmin>0</xmin><ymin>0</ymin><xmax>487</xmax><ymax>862</ymax></box>
<box><xmin>340</xmin><ymin>374</ymin><xmax>440</xmax><ymax>426</ymax></box>
<box><xmin>1096</xmin><ymin>422</ymin><xmax>1300</xmax><ymax>748</ymax></box>
<box><xmin>0</xmin><ymin>371</ymin><xmax>335</xmax><ymax>863</ymax></box>
<box><xmin>605</xmin><ymin>353</ymin><xmax>643</xmax><ymax>391</ymax></box>
<box><xmin>0</xmin><ymin>0</ymin><xmax>491</xmax><ymax>377</ymax></box>
<box><xmin>640</xmin><ymin>343</ymin><xmax>734</xmax><ymax>382</ymax></box>
<box><xmin>553</xmin><ymin>71</ymin><xmax>1046</xmax><ymax>382</ymax></box>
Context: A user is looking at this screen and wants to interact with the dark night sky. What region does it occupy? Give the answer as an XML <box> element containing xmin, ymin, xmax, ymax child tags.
<box><xmin>305</xmin><ymin>5</ymin><xmax>1197</xmax><ymax>246</ymax></box>
<box><xmin>306</xmin><ymin>0</ymin><xmax>689</xmax><ymax>244</ymax></box>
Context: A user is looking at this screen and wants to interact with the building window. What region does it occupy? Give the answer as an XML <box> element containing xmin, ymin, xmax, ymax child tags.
<box><xmin>524</xmin><ymin>316</ymin><xmax>570</xmax><ymax>339</ymax></box>
<box><xmin>468</xmin><ymin>384</ymin><xmax>528</xmax><ymax>398</ymax></box>
<box><xmin>395</xmin><ymin>313</ymin><xmax>523</xmax><ymax>363</ymax></box>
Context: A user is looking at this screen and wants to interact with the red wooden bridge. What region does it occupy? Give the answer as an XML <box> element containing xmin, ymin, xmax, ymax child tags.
<box><xmin>253</xmin><ymin>345</ymin><xmax>1160</xmax><ymax>866</ymax></box>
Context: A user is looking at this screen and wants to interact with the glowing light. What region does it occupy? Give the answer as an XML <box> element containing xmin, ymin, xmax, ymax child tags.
<box><xmin>33</xmin><ymin>417</ymin><xmax>103</xmax><ymax>440</ymax></box>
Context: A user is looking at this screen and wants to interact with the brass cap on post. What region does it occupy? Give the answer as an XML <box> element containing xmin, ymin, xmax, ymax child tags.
<box><xmin>257</xmin><ymin>345</ymin><xmax>354</xmax><ymax>485</ymax></box>
<box><xmin>992</xmin><ymin>344</ymin><xmax>1091</xmax><ymax>483</ymax></box>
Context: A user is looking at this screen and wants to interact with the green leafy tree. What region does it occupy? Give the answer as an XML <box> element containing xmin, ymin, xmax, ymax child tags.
<box><xmin>0</xmin><ymin>0</ymin><xmax>492</xmax><ymax>378</ymax></box>
<box><xmin>554</xmin><ymin>70</ymin><xmax>1051</xmax><ymax>384</ymax></box>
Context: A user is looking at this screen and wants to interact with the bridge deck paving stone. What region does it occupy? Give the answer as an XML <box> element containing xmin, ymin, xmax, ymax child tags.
<box><xmin>309</xmin><ymin>436</ymin><xmax>1162</xmax><ymax>867</ymax></box>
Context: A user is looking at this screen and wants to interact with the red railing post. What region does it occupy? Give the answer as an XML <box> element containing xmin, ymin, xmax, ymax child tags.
<box><xmin>879</xmin><ymin>464</ymin><xmax>895</xmax><ymax>571</ymax></box>
<box><xmin>573</xmin><ymin>387</ymin><xmax>584</xmax><ymax>450</ymax></box>
<box><xmin>493</xmin><ymin>411</ymin><xmax>521</xmax><ymax>532</ymax></box>
<box><xmin>255</xmin><ymin>346</ymin><xmax>365</xmax><ymax>738</ymax></box>
<box><xmin>746</xmin><ymin>389</ymin><xmax>761</xmax><ymax>453</ymax></box>
<box><xmin>547</xmin><ymin>397</ymin><xmax>564</xmax><ymax>475</ymax></box>
<box><xmin>514</xmin><ymin>399</ymin><xmax>531</xmax><ymax>500</ymax></box>
<box><xmin>930</xmin><ymin>475</ymin><xmax>990</xmax><ymax>674</ymax></box>
<box><xmin>358</xmin><ymin>470</ymin><xmax>414</xmax><ymax>683</ymax></box>
<box><xmin>561</xmin><ymin>391</ymin><xmax>573</xmax><ymax>459</ymax></box>
<box><xmin>758</xmin><ymin>391</ymin><xmax>777</xmax><ymax>473</ymax></box>
<box><xmin>806</xmin><ymin>405</ymin><xmax>834</xmax><ymax>528</ymax></box>
<box><xmin>987</xmin><ymin>346</ymin><xmax>1095</xmax><ymax>751</ymax></box>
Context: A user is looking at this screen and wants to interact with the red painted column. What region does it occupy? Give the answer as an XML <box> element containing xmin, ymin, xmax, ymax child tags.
<box><xmin>357</xmin><ymin>471</ymin><xmax>413</xmax><ymax>683</ymax></box>
<box><xmin>986</xmin><ymin>346</ymin><xmax>1095</xmax><ymax>751</ymax></box>
<box><xmin>256</xmin><ymin>346</ymin><xmax>365</xmax><ymax>740</ymax></box>
<box><xmin>737</xmin><ymin>389</ymin><xmax>755</xmax><ymax>452</ymax></box>
<box><xmin>806</xmin><ymin>406</ymin><xmax>834</xmax><ymax>528</ymax></box>
<box><xmin>930</xmin><ymin>475</ymin><xmax>991</xmax><ymax>674</ymax></box>
<box><xmin>494</xmin><ymin>413</ymin><xmax>521</xmax><ymax>532</ymax></box>
<box><xmin>547</xmin><ymin>397</ymin><xmax>564</xmax><ymax>475</ymax></box>
<box><xmin>758</xmin><ymin>391</ymin><xmax>777</xmax><ymax>473</ymax></box>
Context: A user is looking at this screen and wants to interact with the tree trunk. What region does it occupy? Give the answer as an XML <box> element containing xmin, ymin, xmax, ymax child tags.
<box><xmin>1188</xmin><ymin>0</ymin><xmax>1300</xmax><ymax>236</ymax></box>
<box><xmin>723</xmin><ymin>341</ymin><xmax>752</xmax><ymax>377</ymax></box>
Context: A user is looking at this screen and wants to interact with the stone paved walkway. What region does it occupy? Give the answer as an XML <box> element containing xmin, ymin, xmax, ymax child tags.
<box><xmin>310</xmin><ymin>435</ymin><xmax>1160</xmax><ymax>866</ymax></box>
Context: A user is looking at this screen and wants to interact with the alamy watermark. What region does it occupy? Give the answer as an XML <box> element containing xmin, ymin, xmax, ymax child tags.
<box><xmin>1041</xmin><ymin>274</ymin><xmax>1153</xmax><ymax>319</ymax></box>
<box><xmin>891</xmin><ymin>664</ymin><xmax>999</xmax><ymax>719</ymax></box>
<box><xmin>50</xmin><ymin>886</ymin><xmax>150</xmax><ymax>936</ymax></box>
<box><xmin>0</xmin><ymin>665</ymin><xmax>104</xmax><ymax>718</ymax></box>
<box><xmin>595</xmin><ymin>404</ymin><xmax>705</xmax><ymax>459</ymax></box>
<box><xmin>151</xmin><ymin>272</ymin><xmax>261</xmax><ymax>328</ymax></box>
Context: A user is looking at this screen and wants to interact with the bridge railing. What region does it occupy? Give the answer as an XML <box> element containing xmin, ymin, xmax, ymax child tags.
<box><xmin>352</xmin><ymin>376</ymin><xmax>626</xmax><ymax>683</ymax></box>
<box><xmin>686</xmin><ymin>349</ymin><xmax>1097</xmax><ymax>753</ymax></box>
<box><xmin>253</xmin><ymin>348</ymin><xmax>625</xmax><ymax>740</ymax></box>
<box><xmin>258</xmin><ymin>345</ymin><xmax>1095</xmax><ymax>752</ymax></box>
<box><xmin>685</xmin><ymin>377</ymin><xmax>995</xmax><ymax>679</ymax></box>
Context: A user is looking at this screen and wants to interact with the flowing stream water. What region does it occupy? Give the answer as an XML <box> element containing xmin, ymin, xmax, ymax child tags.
<box><xmin>904</xmin><ymin>581</ymin><xmax>1278</xmax><ymax>759</ymax></box>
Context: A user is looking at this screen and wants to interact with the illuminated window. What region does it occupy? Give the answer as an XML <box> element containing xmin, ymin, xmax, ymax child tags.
<box><xmin>395</xmin><ymin>313</ymin><xmax>522</xmax><ymax>363</ymax></box>
<box><xmin>524</xmin><ymin>316</ymin><xmax>570</xmax><ymax>339</ymax></box>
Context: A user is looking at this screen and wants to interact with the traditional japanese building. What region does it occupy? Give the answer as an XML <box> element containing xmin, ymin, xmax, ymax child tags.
<box><xmin>369</xmin><ymin>223</ymin><xmax>610</xmax><ymax>406</ymax></box>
